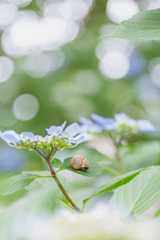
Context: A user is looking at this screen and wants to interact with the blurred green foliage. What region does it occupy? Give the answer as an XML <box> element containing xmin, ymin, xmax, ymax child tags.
<box><xmin>0</xmin><ymin>0</ymin><xmax>160</xmax><ymax>209</ymax></box>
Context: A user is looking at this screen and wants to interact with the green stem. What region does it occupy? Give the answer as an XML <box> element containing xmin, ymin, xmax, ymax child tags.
<box><xmin>35</xmin><ymin>147</ymin><xmax>82</xmax><ymax>213</ymax></box>
<box><xmin>115</xmin><ymin>148</ymin><xmax>125</xmax><ymax>173</ymax></box>
<box><xmin>106</xmin><ymin>139</ymin><xmax>125</xmax><ymax>174</ymax></box>
<box><xmin>47</xmin><ymin>159</ymin><xmax>82</xmax><ymax>213</ymax></box>
<box><xmin>34</xmin><ymin>148</ymin><xmax>48</xmax><ymax>160</ymax></box>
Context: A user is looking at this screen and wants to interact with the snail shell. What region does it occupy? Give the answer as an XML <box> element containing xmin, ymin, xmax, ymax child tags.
<box><xmin>71</xmin><ymin>155</ymin><xmax>89</xmax><ymax>171</ymax></box>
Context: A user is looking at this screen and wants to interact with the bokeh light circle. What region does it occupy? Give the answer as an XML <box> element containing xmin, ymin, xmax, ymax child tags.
<box><xmin>0</xmin><ymin>3</ymin><xmax>17</xmax><ymax>28</ymax></box>
<box><xmin>148</xmin><ymin>2</ymin><xmax>160</xmax><ymax>10</ymax></box>
<box><xmin>24</xmin><ymin>53</ymin><xmax>51</xmax><ymax>78</ymax></box>
<box><xmin>96</xmin><ymin>38</ymin><xmax>134</xmax><ymax>60</ymax></box>
<box><xmin>150</xmin><ymin>63</ymin><xmax>160</xmax><ymax>88</ymax></box>
<box><xmin>0</xmin><ymin>102</ymin><xmax>17</xmax><ymax>127</ymax></box>
<box><xmin>2</xmin><ymin>15</ymin><xmax>79</xmax><ymax>56</ymax></box>
<box><xmin>44</xmin><ymin>0</ymin><xmax>90</xmax><ymax>21</ymax></box>
<box><xmin>8</xmin><ymin>0</ymin><xmax>32</xmax><ymax>8</ymax></box>
<box><xmin>0</xmin><ymin>56</ymin><xmax>14</xmax><ymax>83</ymax></box>
<box><xmin>107</xmin><ymin>0</ymin><xmax>139</xmax><ymax>24</ymax></box>
<box><xmin>13</xmin><ymin>94</ymin><xmax>39</xmax><ymax>121</ymax></box>
<box><xmin>71</xmin><ymin>69</ymin><xmax>101</xmax><ymax>94</ymax></box>
<box><xmin>99</xmin><ymin>52</ymin><xmax>130</xmax><ymax>80</ymax></box>
<box><xmin>24</xmin><ymin>51</ymin><xmax>65</xmax><ymax>78</ymax></box>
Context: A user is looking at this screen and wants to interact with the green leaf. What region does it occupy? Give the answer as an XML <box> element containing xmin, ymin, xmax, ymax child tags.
<box><xmin>41</xmin><ymin>157</ymin><xmax>47</xmax><ymax>164</ymax></box>
<box><xmin>24</xmin><ymin>171</ymin><xmax>71</xmax><ymax>208</ymax></box>
<box><xmin>0</xmin><ymin>174</ymin><xmax>39</xmax><ymax>196</ymax></box>
<box><xmin>154</xmin><ymin>208</ymin><xmax>160</xmax><ymax>218</ymax></box>
<box><xmin>103</xmin><ymin>166</ymin><xmax>119</xmax><ymax>176</ymax></box>
<box><xmin>122</xmin><ymin>141</ymin><xmax>160</xmax><ymax>156</ymax></box>
<box><xmin>0</xmin><ymin>188</ymin><xmax>56</xmax><ymax>239</ymax></box>
<box><xmin>111</xmin><ymin>166</ymin><xmax>160</xmax><ymax>217</ymax></box>
<box><xmin>119</xmin><ymin>141</ymin><xmax>160</xmax><ymax>172</ymax></box>
<box><xmin>82</xmin><ymin>168</ymin><xmax>144</xmax><ymax>209</ymax></box>
<box><xmin>104</xmin><ymin>9</ymin><xmax>160</xmax><ymax>41</ymax></box>
<box><xmin>23</xmin><ymin>171</ymin><xmax>52</xmax><ymax>191</ymax></box>
<box><xmin>51</xmin><ymin>158</ymin><xmax>62</xmax><ymax>168</ymax></box>
<box><xmin>59</xmin><ymin>157</ymin><xmax>104</xmax><ymax>177</ymax></box>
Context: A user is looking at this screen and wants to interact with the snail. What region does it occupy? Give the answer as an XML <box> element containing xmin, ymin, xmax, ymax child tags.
<box><xmin>70</xmin><ymin>155</ymin><xmax>89</xmax><ymax>171</ymax></box>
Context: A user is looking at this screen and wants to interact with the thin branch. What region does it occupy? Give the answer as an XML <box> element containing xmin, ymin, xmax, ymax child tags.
<box><xmin>51</xmin><ymin>148</ymin><xmax>58</xmax><ymax>158</ymax></box>
<box><xmin>34</xmin><ymin>148</ymin><xmax>48</xmax><ymax>160</ymax></box>
<box><xmin>48</xmin><ymin>147</ymin><xmax>54</xmax><ymax>159</ymax></box>
<box><xmin>105</xmin><ymin>138</ymin><xmax>125</xmax><ymax>173</ymax></box>
<box><xmin>115</xmin><ymin>147</ymin><xmax>125</xmax><ymax>173</ymax></box>
<box><xmin>47</xmin><ymin>159</ymin><xmax>82</xmax><ymax>213</ymax></box>
<box><xmin>35</xmin><ymin>147</ymin><xmax>82</xmax><ymax>213</ymax></box>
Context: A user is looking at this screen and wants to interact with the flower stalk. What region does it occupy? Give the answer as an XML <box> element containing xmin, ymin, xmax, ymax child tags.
<box><xmin>115</xmin><ymin>147</ymin><xmax>125</xmax><ymax>173</ymax></box>
<box><xmin>35</xmin><ymin>147</ymin><xmax>82</xmax><ymax>212</ymax></box>
<box><xmin>108</xmin><ymin>139</ymin><xmax>125</xmax><ymax>174</ymax></box>
<box><xmin>45</xmin><ymin>153</ymin><xmax>82</xmax><ymax>213</ymax></box>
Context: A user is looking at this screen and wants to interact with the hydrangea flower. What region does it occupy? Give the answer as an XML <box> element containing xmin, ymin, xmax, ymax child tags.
<box><xmin>69</xmin><ymin>132</ymin><xmax>88</xmax><ymax>144</ymax></box>
<box><xmin>91</xmin><ymin>114</ymin><xmax>115</xmax><ymax>128</ymax></box>
<box><xmin>115</xmin><ymin>113</ymin><xmax>157</xmax><ymax>133</ymax></box>
<box><xmin>0</xmin><ymin>130</ymin><xmax>22</xmax><ymax>143</ymax></box>
<box><xmin>45</xmin><ymin>121</ymin><xmax>66</xmax><ymax>136</ymax></box>
<box><xmin>21</xmin><ymin>132</ymin><xmax>35</xmax><ymax>138</ymax></box>
<box><xmin>79</xmin><ymin>117</ymin><xmax>102</xmax><ymax>134</ymax></box>
<box><xmin>136</xmin><ymin>120</ymin><xmax>157</xmax><ymax>132</ymax></box>
<box><xmin>61</xmin><ymin>123</ymin><xmax>80</xmax><ymax>138</ymax></box>
<box><xmin>80</xmin><ymin>113</ymin><xmax>157</xmax><ymax>143</ymax></box>
<box><xmin>0</xmin><ymin>122</ymin><xmax>88</xmax><ymax>151</ymax></box>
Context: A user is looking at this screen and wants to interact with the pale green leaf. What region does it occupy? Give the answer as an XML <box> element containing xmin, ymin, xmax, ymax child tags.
<box><xmin>59</xmin><ymin>157</ymin><xmax>104</xmax><ymax>177</ymax></box>
<box><xmin>82</xmin><ymin>168</ymin><xmax>144</xmax><ymax>209</ymax></box>
<box><xmin>41</xmin><ymin>157</ymin><xmax>47</xmax><ymax>164</ymax></box>
<box><xmin>154</xmin><ymin>208</ymin><xmax>160</xmax><ymax>218</ymax></box>
<box><xmin>120</xmin><ymin>141</ymin><xmax>160</xmax><ymax>171</ymax></box>
<box><xmin>0</xmin><ymin>174</ymin><xmax>39</xmax><ymax>196</ymax></box>
<box><xmin>0</xmin><ymin>188</ymin><xmax>56</xmax><ymax>239</ymax></box>
<box><xmin>23</xmin><ymin>171</ymin><xmax>52</xmax><ymax>191</ymax></box>
<box><xmin>111</xmin><ymin>166</ymin><xmax>160</xmax><ymax>217</ymax></box>
<box><xmin>103</xmin><ymin>166</ymin><xmax>119</xmax><ymax>176</ymax></box>
<box><xmin>24</xmin><ymin>171</ymin><xmax>71</xmax><ymax>207</ymax></box>
<box><xmin>104</xmin><ymin>9</ymin><xmax>160</xmax><ymax>41</ymax></box>
<box><xmin>51</xmin><ymin>158</ymin><xmax>62</xmax><ymax>168</ymax></box>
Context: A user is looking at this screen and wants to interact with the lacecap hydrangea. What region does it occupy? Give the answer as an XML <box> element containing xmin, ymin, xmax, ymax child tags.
<box><xmin>79</xmin><ymin>113</ymin><xmax>157</xmax><ymax>143</ymax></box>
<box><xmin>0</xmin><ymin>122</ymin><xmax>88</xmax><ymax>151</ymax></box>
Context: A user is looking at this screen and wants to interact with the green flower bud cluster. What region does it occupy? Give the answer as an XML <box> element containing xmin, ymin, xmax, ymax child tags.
<box><xmin>16</xmin><ymin>135</ymin><xmax>71</xmax><ymax>151</ymax></box>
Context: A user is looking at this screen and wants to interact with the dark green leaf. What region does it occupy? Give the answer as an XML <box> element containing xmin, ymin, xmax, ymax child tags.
<box><xmin>59</xmin><ymin>157</ymin><xmax>104</xmax><ymax>177</ymax></box>
<box><xmin>104</xmin><ymin>9</ymin><xmax>160</xmax><ymax>41</ymax></box>
<box><xmin>82</xmin><ymin>168</ymin><xmax>144</xmax><ymax>209</ymax></box>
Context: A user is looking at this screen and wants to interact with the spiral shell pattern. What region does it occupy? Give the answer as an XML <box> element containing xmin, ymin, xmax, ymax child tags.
<box><xmin>70</xmin><ymin>155</ymin><xmax>88</xmax><ymax>170</ymax></box>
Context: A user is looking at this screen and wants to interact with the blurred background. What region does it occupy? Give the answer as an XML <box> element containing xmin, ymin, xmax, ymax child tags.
<box><xmin>0</xmin><ymin>0</ymin><xmax>160</xmax><ymax>209</ymax></box>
